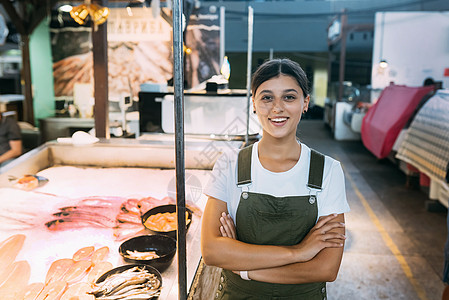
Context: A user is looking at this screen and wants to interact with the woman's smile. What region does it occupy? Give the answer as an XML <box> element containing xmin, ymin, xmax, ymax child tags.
<box><xmin>268</xmin><ymin>116</ymin><xmax>289</xmax><ymax>126</ymax></box>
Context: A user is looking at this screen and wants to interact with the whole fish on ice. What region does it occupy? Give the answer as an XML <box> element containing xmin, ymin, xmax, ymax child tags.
<box><xmin>0</xmin><ymin>260</ymin><xmax>31</xmax><ymax>299</ymax></box>
<box><xmin>0</xmin><ymin>234</ymin><xmax>25</xmax><ymax>269</ymax></box>
<box><xmin>90</xmin><ymin>266</ymin><xmax>161</xmax><ymax>299</ymax></box>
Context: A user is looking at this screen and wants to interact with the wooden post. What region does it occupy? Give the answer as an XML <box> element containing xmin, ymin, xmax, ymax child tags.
<box><xmin>20</xmin><ymin>34</ymin><xmax>35</xmax><ymax>124</ymax></box>
<box><xmin>92</xmin><ymin>0</ymin><xmax>109</xmax><ymax>138</ymax></box>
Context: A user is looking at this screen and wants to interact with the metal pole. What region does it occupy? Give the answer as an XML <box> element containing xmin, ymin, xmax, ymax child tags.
<box><xmin>269</xmin><ymin>48</ymin><xmax>273</xmax><ymax>60</ymax></box>
<box><xmin>245</xmin><ymin>6</ymin><xmax>254</xmax><ymax>145</ymax></box>
<box><xmin>173</xmin><ymin>0</ymin><xmax>187</xmax><ymax>299</ymax></box>
<box><xmin>337</xmin><ymin>12</ymin><xmax>347</xmax><ymax>102</ymax></box>
<box><xmin>219</xmin><ymin>6</ymin><xmax>225</xmax><ymax>67</ymax></box>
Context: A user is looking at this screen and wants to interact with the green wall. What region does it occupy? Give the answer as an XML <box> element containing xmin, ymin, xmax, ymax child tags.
<box><xmin>30</xmin><ymin>19</ymin><xmax>55</xmax><ymax>126</ymax></box>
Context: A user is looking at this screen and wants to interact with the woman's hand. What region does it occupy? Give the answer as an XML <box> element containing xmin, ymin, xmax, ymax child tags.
<box><xmin>219</xmin><ymin>212</ymin><xmax>240</xmax><ymax>275</ymax></box>
<box><xmin>292</xmin><ymin>213</ymin><xmax>346</xmax><ymax>262</ymax></box>
<box><xmin>219</xmin><ymin>212</ymin><xmax>236</xmax><ymax>240</ymax></box>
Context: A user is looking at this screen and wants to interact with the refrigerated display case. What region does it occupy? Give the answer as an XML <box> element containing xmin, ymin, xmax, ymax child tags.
<box><xmin>0</xmin><ymin>139</ymin><xmax>238</xmax><ymax>299</ymax></box>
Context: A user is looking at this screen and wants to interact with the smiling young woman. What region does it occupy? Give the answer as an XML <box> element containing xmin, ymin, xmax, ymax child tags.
<box><xmin>253</xmin><ymin>74</ymin><xmax>309</xmax><ymax>173</ymax></box>
<box><xmin>201</xmin><ymin>58</ymin><xmax>350</xmax><ymax>300</ymax></box>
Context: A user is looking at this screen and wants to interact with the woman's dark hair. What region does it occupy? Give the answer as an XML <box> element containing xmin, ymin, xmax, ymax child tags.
<box><xmin>251</xmin><ymin>58</ymin><xmax>310</xmax><ymax>97</ymax></box>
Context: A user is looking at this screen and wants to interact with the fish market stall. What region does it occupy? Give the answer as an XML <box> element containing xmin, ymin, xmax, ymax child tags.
<box><xmin>0</xmin><ymin>139</ymin><xmax>239</xmax><ymax>299</ymax></box>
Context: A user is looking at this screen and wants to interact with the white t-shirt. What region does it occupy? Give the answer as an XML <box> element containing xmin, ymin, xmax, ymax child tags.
<box><xmin>204</xmin><ymin>141</ymin><xmax>350</xmax><ymax>223</ymax></box>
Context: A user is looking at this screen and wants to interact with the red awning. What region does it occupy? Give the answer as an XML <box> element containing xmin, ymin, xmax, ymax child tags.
<box><xmin>361</xmin><ymin>84</ymin><xmax>434</xmax><ymax>159</ymax></box>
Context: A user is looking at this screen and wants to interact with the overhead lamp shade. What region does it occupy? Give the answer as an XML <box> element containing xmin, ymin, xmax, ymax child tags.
<box><xmin>379</xmin><ymin>59</ymin><xmax>388</xmax><ymax>69</ymax></box>
<box><xmin>58</xmin><ymin>4</ymin><xmax>73</xmax><ymax>13</ymax></box>
<box><xmin>70</xmin><ymin>4</ymin><xmax>89</xmax><ymax>25</ymax></box>
<box><xmin>183</xmin><ymin>45</ymin><xmax>192</xmax><ymax>55</ymax></box>
<box><xmin>90</xmin><ymin>4</ymin><xmax>110</xmax><ymax>26</ymax></box>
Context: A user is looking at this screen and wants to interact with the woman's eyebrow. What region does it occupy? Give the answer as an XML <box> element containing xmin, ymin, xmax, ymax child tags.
<box><xmin>258</xmin><ymin>89</ymin><xmax>273</xmax><ymax>94</ymax></box>
<box><xmin>257</xmin><ymin>88</ymin><xmax>299</xmax><ymax>96</ymax></box>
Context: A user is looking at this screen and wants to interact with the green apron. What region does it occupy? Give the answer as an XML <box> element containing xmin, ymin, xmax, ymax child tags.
<box><xmin>214</xmin><ymin>145</ymin><xmax>327</xmax><ymax>300</ymax></box>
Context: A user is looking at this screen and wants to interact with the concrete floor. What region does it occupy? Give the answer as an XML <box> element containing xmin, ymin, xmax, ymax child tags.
<box><xmin>297</xmin><ymin>120</ymin><xmax>447</xmax><ymax>300</ymax></box>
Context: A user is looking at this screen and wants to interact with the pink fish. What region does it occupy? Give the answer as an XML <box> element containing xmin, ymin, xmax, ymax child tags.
<box><xmin>0</xmin><ymin>260</ymin><xmax>31</xmax><ymax>299</ymax></box>
<box><xmin>73</xmin><ymin>246</ymin><xmax>95</xmax><ymax>261</ymax></box>
<box><xmin>62</xmin><ymin>260</ymin><xmax>92</xmax><ymax>284</ymax></box>
<box><xmin>77</xmin><ymin>196</ymin><xmax>125</xmax><ymax>207</ymax></box>
<box><xmin>45</xmin><ymin>218</ymin><xmax>112</xmax><ymax>230</ymax></box>
<box><xmin>18</xmin><ymin>282</ymin><xmax>44</xmax><ymax>300</ymax></box>
<box><xmin>0</xmin><ymin>234</ymin><xmax>26</xmax><ymax>268</ymax></box>
<box><xmin>137</xmin><ymin>197</ymin><xmax>161</xmax><ymax>215</ymax></box>
<box><xmin>121</xmin><ymin>198</ymin><xmax>140</xmax><ymax>214</ymax></box>
<box><xmin>0</xmin><ymin>261</ymin><xmax>16</xmax><ymax>286</ymax></box>
<box><xmin>60</xmin><ymin>282</ymin><xmax>95</xmax><ymax>300</ymax></box>
<box><xmin>45</xmin><ymin>258</ymin><xmax>74</xmax><ymax>284</ymax></box>
<box><xmin>59</xmin><ymin>205</ymin><xmax>118</xmax><ymax>219</ymax></box>
<box><xmin>90</xmin><ymin>246</ymin><xmax>109</xmax><ymax>265</ymax></box>
<box><xmin>87</xmin><ymin>261</ymin><xmax>113</xmax><ymax>284</ymax></box>
<box><xmin>113</xmin><ymin>224</ymin><xmax>146</xmax><ymax>241</ymax></box>
<box><xmin>116</xmin><ymin>212</ymin><xmax>142</xmax><ymax>224</ymax></box>
<box><xmin>35</xmin><ymin>281</ymin><xmax>67</xmax><ymax>300</ymax></box>
<box><xmin>52</xmin><ymin>211</ymin><xmax>116</xmax><ymax>227</ymax></box>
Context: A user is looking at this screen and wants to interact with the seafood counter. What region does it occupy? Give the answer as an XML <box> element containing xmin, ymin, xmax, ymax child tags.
<box><xmin>0</xmin><ymin>140</ymin><xmax>233</xmax><ymax>299</ymax></box>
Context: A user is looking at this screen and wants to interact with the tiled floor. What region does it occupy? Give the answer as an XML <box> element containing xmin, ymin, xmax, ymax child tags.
<box><xmin>297</xmin><ymin>120</ymin><xmax>447</xmax><ymax>300</ymax></box>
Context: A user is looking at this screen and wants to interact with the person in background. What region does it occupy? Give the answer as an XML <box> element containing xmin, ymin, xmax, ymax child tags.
<box><xmin>201</xmin><ymin>58</ymin><xmax>349</xmax><ymax>299</ymax></box>
<box><xmin>0</xmin><ymin>111</ymin><xmax>22</xmax><ymax>166</ymax></box>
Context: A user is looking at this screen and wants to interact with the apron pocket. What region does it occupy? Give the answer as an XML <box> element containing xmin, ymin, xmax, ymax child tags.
<box><xmin>242</xmin><ymin>207</ymin><xmax>311</xmax><ymax>245</ymax></box>
<box><xmin>248</xmin><ymin>210</ymin><xmax>293</xmax><ymax>245</ymax></box>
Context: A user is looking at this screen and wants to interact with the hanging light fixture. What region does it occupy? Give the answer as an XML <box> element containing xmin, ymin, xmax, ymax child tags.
<box><xmin>70</xmin><ymin>0</ymin><xmax>110</xmax><ymax>27</ymax></box>
<box><xmin>58</xmin><ymin>4</ymin><xmax>73</xmax><ymax>13</ymax></box>
<box><xmin>183</xmin><ymin>45</ymin><xmax>192</xmax><ymax>55</ymax></box>
<box><xmin>378</xmin><ymin>12</ymin><xmax>388</xmax><ymax>69</ymax></box>
<box><xmin>70</xmin><ymin>4</ymin><xmax>90</xmax><ymax>25</ymax></box>
<box><xmin>89</xmin><ymin>3</ymin><xmax>110</xmax><ymax>25</ymax></box>
<box><xmin>379</xmin><ymin>59</ymin><xmax>388</xmax><ymax>69</ymax></box>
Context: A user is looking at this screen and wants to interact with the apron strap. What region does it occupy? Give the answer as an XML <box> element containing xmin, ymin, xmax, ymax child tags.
<box><xmin>237</xmin><ymin>144</ymin><xmax>253</xmax><ymax>186</ymax></box>
<box><xmin>238</xmin><ymin>145</ymin><xmax>325</xmax><ymax>189</ymax></box>
<box><xmin>308</xmin><ymin>149</ymin><xmax>325</xmax><ymax>190</ymax></box>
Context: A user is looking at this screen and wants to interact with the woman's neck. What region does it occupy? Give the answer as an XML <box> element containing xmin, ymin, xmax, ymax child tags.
<box><xmin>257</xmin><ymin>135</ymin><xmax>301</xmax><ymax>172</ymax></box>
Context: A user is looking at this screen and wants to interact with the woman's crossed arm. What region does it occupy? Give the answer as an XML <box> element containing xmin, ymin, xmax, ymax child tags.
<box><xmin>201</xmin><ymin>197</ymin><xmax>346</xmax><ymax>284</ymax></box>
